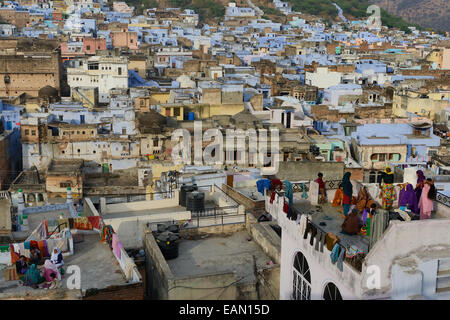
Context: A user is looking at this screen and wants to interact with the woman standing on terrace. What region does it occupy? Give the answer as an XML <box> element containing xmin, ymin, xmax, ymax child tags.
<box><xmin>379</xmin><ymin>167</ymin><xmax>395</xmax><ymax>210</ymax></box>
<box><xmin>419</xmin><ymin>179</ymin><xmax>436</xmax><ymax>220</ymax></box>
<box><xmin>342</xmin><ymin>172</ymin><xmax>353</xmax><ymax>217</ymax></box>
<box><xmin>415</xmin><ymin>170</ymin><xmax>426</xmax><ymax>201</ymax></box>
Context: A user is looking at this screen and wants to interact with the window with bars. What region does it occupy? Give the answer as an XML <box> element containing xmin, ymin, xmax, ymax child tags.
<box><xmin>323</xmin><ymin>282</ymin><xmax>342</xmax><ymax>300</ymax></box>
<box><xmin>292</xmin><ymin>251</ymin><xmax>311</xmax><ymax>300</ymax></box>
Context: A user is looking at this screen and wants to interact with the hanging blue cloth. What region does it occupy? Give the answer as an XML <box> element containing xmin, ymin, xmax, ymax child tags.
<box><xmin>283</xmin><ymin>180</ymin><xmax>293</xmax><ymax>206</ymax></box>
<box><xmin>330</xmin><ymin>243</ymin><xmax>340</xmax><ymax>264</ymax></box>
<box><xmin>301</xmin><ymin>183</ymin><xmax>308</xmax><ymax>199</ymax></box>
<box><xmin>337</xmin><ymin>247</ymin><xmax>345</xmax><ymax>272</ymax></box>
<box><xmin>256</xmin><ymin>179</ymin><xmax>271</xmax><ymax>195</ymax></box>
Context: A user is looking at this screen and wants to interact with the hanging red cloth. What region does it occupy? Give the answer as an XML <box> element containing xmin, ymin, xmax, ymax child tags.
<box><xmin>270</xmin><ymin>191</ymin><xmax>276</xmax><ymax>204</ymax></box>
<box><xmin>283</xmin><ymin>202</ymin><xmax>289</xmax><ymax>214</ymax></box>
<box><xmin>271</xmin><ymin>179</ymin><xmax>282</xmax><ymax>190</ymax></box>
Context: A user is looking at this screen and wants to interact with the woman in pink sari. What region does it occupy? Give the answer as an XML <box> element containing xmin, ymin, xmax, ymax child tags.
<box><xmin>41</xmin><ymin>259</ymin><xmax>61</xmax><ymax>289</ymax></box>
<box><xmin>43</xmin><ymin>259</ymin><xmax>61</xmax><ymax>281</ymax></box>
<box><xmin>418</xmin><ymin>179</ymin><xmax>436</xmax><ymax>220</ymax></box>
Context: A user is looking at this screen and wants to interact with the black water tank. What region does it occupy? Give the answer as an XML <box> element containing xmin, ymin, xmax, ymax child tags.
<box><xmin>157</xmin><ymin>223</ymin><xmax>167</xmax><ymax>233</ymax></box>
<box><xmin>167</xmin><ymin>223</ymin><xmax>179</xmax><ymax>233</ymax></box>
<box><xmin>180</xmin><ymin>184</ymin><xmax>198</xmax><ymax>206</ymax></box>
<box><xmin>156</xmin><ymin>231</ymin><xmax>180</xmax><ymax>260</ymax></box>
<box><xmin>186</xmin><ymin>191</ymin><xmax>205</xmax><ymax>213</ymax></box>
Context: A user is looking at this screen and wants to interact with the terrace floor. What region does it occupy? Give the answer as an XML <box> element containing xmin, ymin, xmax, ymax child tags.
<box><xmin>0</xmin><ymin>233</ymin><xmax>129</xmax><ymax>299</ymax></box>
<box><xmin>292</xmin><ymin>196</ymin><xmax>370</xmax><ymax>254</ymax></box>
<box><xmin>166</xmin><ymin>230</ymin><xmax>272</xmax><ymax>284</ymax></box>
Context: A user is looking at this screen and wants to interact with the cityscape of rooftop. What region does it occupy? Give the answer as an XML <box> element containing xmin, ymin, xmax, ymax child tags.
<box><xmin>0</xmin><ymin>0</ymin><xmax>449</xmax><ymax>311</ymax></box>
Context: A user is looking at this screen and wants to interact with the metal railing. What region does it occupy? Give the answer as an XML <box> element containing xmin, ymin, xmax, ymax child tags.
<box><xmin>146</xmin><ymin>211</ymin><xmax>247</xmax><ymax>231</ymax></box>
<box><xmin>190</xmin><ymin>205</ymin><xmax>239</xmax><ymax>218</ymax></box>
<box><xmin>436</xmin><ymin>192</ymin><xmax>450</xmax><ymax>207</ymax></box>
<box><xmin>187</xmin><ymin>211</ymin><xmax>247</xmax><ymax>229</ymax></box>
<box><xmin>288</xmin><ymin>180</ymin><xmax>342</xmax><ymax>193</ymax></box>
<box><xmin>104</xmin><ymin>191</ymin><xmax>175</xmax><ymax>204</ymax></box>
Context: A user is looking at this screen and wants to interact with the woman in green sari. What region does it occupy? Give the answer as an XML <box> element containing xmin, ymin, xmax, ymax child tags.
<box><xmin>23</xmin><ymin>264</ymin><xmax>45</xmax><ymax>288</ymax></box>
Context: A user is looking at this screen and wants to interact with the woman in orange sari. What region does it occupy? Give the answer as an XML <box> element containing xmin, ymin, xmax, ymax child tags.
<box><xmin>332</xmin><ymin>184</ymin><xmax>343</xmax><ymax>207</ymax></box>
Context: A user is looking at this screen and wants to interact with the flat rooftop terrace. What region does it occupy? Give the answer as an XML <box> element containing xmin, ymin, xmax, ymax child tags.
<box><xmin>292</xmin><ymin>196</ymin><xmax>369</xmax><ymax>254</ymax></box>
<box><xmin>166</xmin><ymin>231</ymin><xmax>272</xmax><ymax>284</ymax></box>
<box><xmin>64</xmin><ymin>233</ymin><xmax>129</xmax><ymax>292</ymax></box>
<box><xmin>0</xmin><ymin>234</ymin><xmax>129</xmax><ymax>298</ymax></box>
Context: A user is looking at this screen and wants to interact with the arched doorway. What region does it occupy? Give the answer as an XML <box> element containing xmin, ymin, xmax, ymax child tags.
<box><xmin>292</xmin><ymin>251</ymin><xmax>311</xmax><ymax>300</ymax></box>
<box><xmin>323</xmin><ymin>282</ymin><xmax>342</xmax><ymax>300</ymax></box>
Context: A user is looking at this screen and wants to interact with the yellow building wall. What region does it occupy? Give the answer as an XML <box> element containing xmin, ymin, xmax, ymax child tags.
<box><xmin>392</xmin><ymin>92</ymin><xmax>450</xmax><ymax>120</ymax></box>
<box><xmin>209</xmin><ymin>103</ymin><xmax>244</xmax><ymax>116</ymax></box>
<box><xmin>160</xmin><ymin>105</ymin><xmax>184</xmax><ymax>121</ymax></box>
<box><xmin>24</xmin><ymin>102</ymin><xmax>40</xmax><ymax>113</ymax></box>
<box><xmin>151</xmin><ymin>92</ymin><xmax>170</xmax><ymax>104</ymax></box>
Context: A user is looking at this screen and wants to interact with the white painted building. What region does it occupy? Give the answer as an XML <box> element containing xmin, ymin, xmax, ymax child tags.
<box><xmin>225</xmin><ymin>3</ymin><xmax>256</xmax><ymax>21</ymax></box>
<box><xmin>67</xmin><ymin>56</ymin><xmax>129</xmax><ymax>103</ymax></box>
<box><xmin>267</xmin><ymin>179</ymin><xmax>450</xmax><ymax>300</ymax></box>
<box><xmin>305</xmin><ymin>67</ymin><xmax>343</xmax><ymax>89</ymax></box>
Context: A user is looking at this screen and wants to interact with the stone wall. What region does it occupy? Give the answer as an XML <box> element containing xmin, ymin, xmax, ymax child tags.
<box><xmin>221</xmin><ymin>183</ymin><xmax>265</xmax><ymax>214</ymax></box>
<box><xmin>276</xmin><ymin>161</ymin><xmax>345</xmax><ymax>181</ymax></box>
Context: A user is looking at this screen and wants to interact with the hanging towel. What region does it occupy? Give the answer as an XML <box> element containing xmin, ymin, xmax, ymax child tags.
<box><xmin>320</xmin><ymin>232</ymin><xmax>326</xmax><ymax>252</ymax></box>
<box><xmin>269</xmin><ymin>191</ymin><xmax>275</xmax><ymax>204</ymax></box>
<box><xmin>283</xmin><ymin>180</ymin><xmax>294</xmax><ymax>206</ymax></box>
<box><xmin>46</xmin><ymin>239</ymin><xmax>55</xmax><ymax>254</ymax></box>
<box><xmin>13</xmin><ymin>243</ymin><xmax>20</xmax><ymax>254</ymax></box>
<box><xmin>10</xmin><ymin>245</ymin><xmax>19</xmax><ymax>264</ymax></box>
<box><xmin>301</xmin><ymin>183</ymin><xmax>308</xmax><ymax>199</ymax></box>
<box><xmin>24</xmin><ymin>241</ymin><xmax>30</xmax><ymax>250</ymax></box>
<box><xmin>303</xmin><ymin>222</ymin><xmax>312</xmax><ymax>239</ymax></box>
<box><xmin>256</xmin><ymin>179</ymin><xmax>271</xmax><ymax>195</ymax></box>
<box><xmin>24</xmin><ymin>249</ymin><xmax>31</xmax><ymax>259</ymax></box>
<box><xmin>30</xmin><ymin>241</ymin><xmax>38</xmax><ymax>250</ymax></box>
<box><xmin>345</xmin><ymin>245</ymin><xmax>363</xmax><ymax>258</ymax></box>
<box><xmin>309</xmin><ymin>225</ymin><xmax>317</xmax><ymax>246</ymax></box>
<box><xmin>314</xmin><ymin>231</ymin><xmax>321</xmax><ymax>251</ymax></box>
<box><xmin>325</xmin><ymin>233</ymin><xmax>340</xmax><ymax>251</ymax></box>
<box><xmin>43</xmin><ymin>219</ymin><xmax>49</xmax><ymax>235</ymax></box>
<box><xmin>18</xmin><ymin>243</ymin><xmax>25</xmax><ymax>256</ymax></box>
<box><xmin>287</xmin><ymin>206</ymin><xmax>293</xmax><ymax>219</ymax></box>
<box><xmin>330</xmin><ymin>243</ymin><xmax>340</xmax><ymax>264</ymax></box>
<box><xmin>283</xmin><ymin>202</ymin><xmax>289</xmax><ymax>214</ymax></box>
<box><xmin>112</xmin><ymin>234</ymin><xmax>123</xmax><ymax>259</ymax></box>
<box><xmin>271</xmin><ymin>179</ymin><xmax>282</xmax><ymax>190</ymax></box>
<box><xmin>74</xmin><ymin>217</ymin><xmax>92</xmax><ymax>230</ymax></box>
<box><xmin>337</xmin><ymin>247</ymin><xmax>345</xmax><ymax>272</ymax></box>
<box><xmin>37</xmin><ymin>240</ymin><xmax>48</xmax><ymax>258</ymax></box>
<box><xmin>87</xmin><ymin>216</ymin><xmax>101</xmax><ymax>229</ymax></box>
